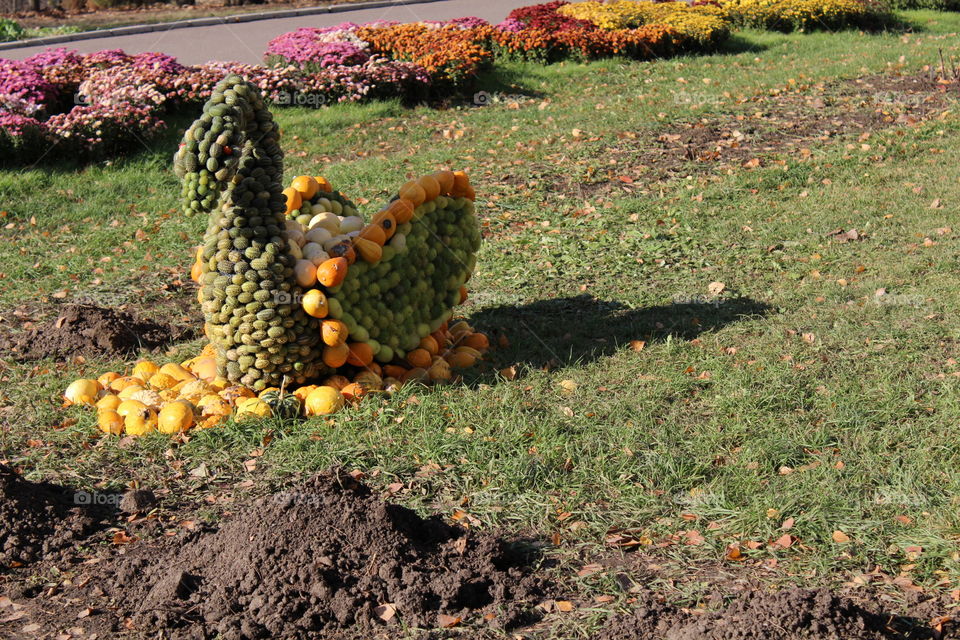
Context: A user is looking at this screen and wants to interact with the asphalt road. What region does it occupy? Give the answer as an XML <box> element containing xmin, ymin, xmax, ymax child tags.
<box><xmin>1</xmin><ymin>0</ymin><xmax>531</xmax><ymax>65</ymax></box>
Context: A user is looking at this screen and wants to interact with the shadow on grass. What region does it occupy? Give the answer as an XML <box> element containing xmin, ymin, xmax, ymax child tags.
<box><xmin>466</xmin><ymin>294</ymin><xmax>772</xmax><ymax>372</ymax></box>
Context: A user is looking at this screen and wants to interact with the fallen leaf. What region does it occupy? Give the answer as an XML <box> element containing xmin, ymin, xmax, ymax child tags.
<box><xmin>708</xmin><ymin>281</ymin><xmax>726</xmax><ymax>295</ymax></box>
<box><xmin>556</xmin><ymin>600</ymin><xmax>575</xmax><ymax>612</ymax></box>
<box><xmin>499</xmin><ymin>366</ymin><xmax>518</xmax><ymax>380</ymax></box>
<box><xmin>772</xmin><ymin>534</ymin><xmax>794</xmax><ymax>549</ymax></box>
<box><xmin>438</xmin><ymin>614</ymin><xmax>461</xmax><ymax>628</ymax></box>
<box><xmin>630</xmin><ymin>340</ymin><xmax>646</xmax><ymax>353</ymax></box>
<box><xmin>375</xmin><ymin>603</ymin><xmax>396</xmax><ymax>622</ymax></box>
<box><xmin>832</xmin><ymin>530</ymin><xmax>851</xmax><ymax>544</ymax></box>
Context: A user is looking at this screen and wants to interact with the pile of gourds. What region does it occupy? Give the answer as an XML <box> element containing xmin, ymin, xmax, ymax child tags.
<box><xmin>62</xmin><ymin>74</ymin><xmax>489</xmax><ymax>437</ymax></box>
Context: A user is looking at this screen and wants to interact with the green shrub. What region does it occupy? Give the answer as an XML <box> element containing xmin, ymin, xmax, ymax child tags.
<box><xmin>0</xmin><ymin>18</ymin><xmax>25</xmax><ymax>43</ymax></box>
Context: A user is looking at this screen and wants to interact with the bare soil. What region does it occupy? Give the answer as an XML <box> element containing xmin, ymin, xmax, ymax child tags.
<box><xmin>2</xmin><ymin>470</ymin><xmax>547</xmax><ymax>639</ymax></box>
<box><xmin>1</xmin><ymin>467</ymin><xmax>956</xmax><ymax>639</ymax></box>
<box><xmin>0</xmin><ymin>463</ymin><xmax>113</xmax><ymax>566</ymax></box>
<box><xmin>0</xmin><ymin>303</ymin><xmax>196</xmax><ymax>361</ymax></box>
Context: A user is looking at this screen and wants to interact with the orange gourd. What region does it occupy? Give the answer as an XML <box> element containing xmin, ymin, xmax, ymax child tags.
<box><xmin>358</xmin><ymin>224</ymin><xmax>387</xmax><ymax>246</ymax></box>
<box><xmin>321</xmin><ymin>319</ymin><xmax>349</xmax><ymax>347</ymax></box>
<box><xmin>399</xmin><ymin>181</ymin><xmax>426</xmax><ymax>206</ymax></box>
<box><xmin>291</xmin><ymin>175</ymin><xmax>320</xmax><ymax>200</ymax></box>
<box><xmin>418</xmin><ymin>175</ymin><xmax>441</xmax><ymax>201</ymax></box>
<box><xmin>316</xmin><ymin>257</ymin><xmax>349</xmax><ymax>287</ymax></box>
<box><xmin>322</xmin><ymin>343</ymin><xmax>350</xmax><ymax>368</ymax></box>
<box><xmin>371</xmin><ymin>210</ymin><xmax>397</xmax><ymax>240</ymax></box>
<box><xmin>346</xmin><ymin>342</ymin><xmax>374</xmax><ymax>367</ymax></box>
<box><xmin>433</xmin><ymin>170</ymin><xmax>455</xmax><ymax>194</ymax></box>
<box><xmin>282</xmin><ymin>187</ymin><xmax>303</xmax><ymax>215</ymax></box>
<box><xmin>387</xmin><ymin>199</ymin><xmax>415</xmax><ymax>224</ymax></box>
<box><xmin>406</xmin><ymin>348</ymin><xmax>432</xmax><ymax>369</ymax></box>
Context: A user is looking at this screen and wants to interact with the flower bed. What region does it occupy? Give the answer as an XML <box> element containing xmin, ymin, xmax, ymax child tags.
<box><xmin>720</xmin><ymin>0</ymin><xmax>893</xmax><ymax>31</ymax></box>
<box><xmin>0</xmin><ymin>0</ymin><xmax>891</xmax><ymax>164</ymax></box>
<box><xmin>0</xmin><ymin>46</ymin><xmax>431</xmax><ymax>165</ymax></box>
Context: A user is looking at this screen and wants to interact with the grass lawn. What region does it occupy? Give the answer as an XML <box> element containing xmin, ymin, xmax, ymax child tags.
<box><xmin>2</xmin><ymin>10</ymin><xmax>960</xmax><ymax>631</ymax></box>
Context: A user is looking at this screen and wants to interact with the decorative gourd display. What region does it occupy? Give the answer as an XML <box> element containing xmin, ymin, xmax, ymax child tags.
<box><xmin>62</xmin><ymin>74</ymin><xmax>491</xmax><ymax>436</ymax></box>
<box><xmin>174</xmin><ymin>74</ymin><xmax>481</xmax><ymax>391</ymax></box>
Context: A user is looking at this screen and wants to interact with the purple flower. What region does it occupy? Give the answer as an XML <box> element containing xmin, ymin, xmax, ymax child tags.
<box><xmin>495</xmin><ymin>18</ymin><xmax>527</xmax><ymax>32</ymax></box>
<box><xmin>131</xmin><ymin>52</ymin><xmax>186</xmax><ymax>75</ymax></box>
<box><xmin>266</xmin><ymin>29</ymin><xmax>370</xmax><ymax>67</ymax></box>
<box><xmin>0</xmin><ymin>58</ymin><xmax>58</xmax><ymax>115</ymax></box>
<box><xmin>82</xmin><ymin>49</ymin><xmax>132</xmax><ymax>67</ymax></box>
<box><xmin>0</xmin><ymin>110</ymin><xmax>46</xmax><ymax>136</ymax></box>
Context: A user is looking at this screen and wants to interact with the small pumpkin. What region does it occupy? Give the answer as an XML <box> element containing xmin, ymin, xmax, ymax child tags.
<box><xmin>158</xmin><ymin>400</ymin><xmax>195</xmax><ymax>434</ymax></box>
<box><xmin>302</xmin><ymin>289</ymin><xmax>329</xmax><ymax>318</ymax></box>
<box><xmin>433</xmin><ymin>170</ymin><xmax>455</xmax><ymax>195</ymax></box>
<box><xmin>159</xmin><ymin>362</ymin><xmax>195</xmax><ymax>382</ymax></box>
<box><xmin>191</xmin><ymin>356</ymin><xmax>219</xmax><ymax>382</ymax></box>
<box><xmin>96</xmin><ymin>394</ymin><xmax>122</xmax><ymax>411</ymax></box>
<box><xmin>97</xmin><ymin>409</ymin><xmax>125</xmax><ymax>435</ymax></box>
<box><xmin>98</xmin><ymin>371</ymin><xmax>121</xmax><ymax>388</ymax></box>
<box><xmin>148</xmin><ymin>372</ymin><xmax>179</xmax><ymax>391</ymax></box>
<box><xmin>132</xmin><ymin>360</ymin><xmax>159</xmax><ymax>380</ymax></box>
<box><xmin>109</xmin><ymin>376</ymin><xmax>142</xmax><ymax>393</ymax></box>
<box><xmin>282</xmin><ymin>187</ymin><xmax>303</xmax><ymax>215</ymax></box>
<box><xmin>451</xmin><ymin>171</ymin><xmax>471</xmax><ymax>197</ymax></box>
<box><xmin>418</xmin><ymin>336</ymin><xmax>440</xmax><ymax>355</ymax></box>
<box><xmin>117</xmin><ymin>385</ymin><xmax>146</xmax><ymax>400</ymax></box>
<box><xmin>328</xmin><ymin>241</ymin><xmax>356</xmax><ymax>265</ymax></box>
<box><xmin>117</xmin><ymin>400</ymin><xmax>157</xmax><ymax>436</ymax></box>
<box><xmin>294</xmin><ymin>259</ymin><xmax>318</xmax><ymax>288</ymax></box>
<box><xmin>321</xmin><ymin>319</ymin><xmax>349</xmax><ymax>347</ymax></box>
<box><xmin>291</xmin><ymin>175</ymin><xmax>320</xmax><ymax>200</ymax></box>
<box><xmin>399</xmin><ymin>181</ymin><xmax>427</xmax><ymax>206</ymax></box>
<box><xmin>197</xmin><ymin>394</ymin><xmax>232</xmax><ymax>418</ymax></box>
<box><xmin>322</xmin><ymin>343</ymin><xmax>350</xmax><ymax>368</ymax></box>
<box><xmin>346</xmin><ymin>342</ymin><xmax>374</xmax><ymax>367</ymax></box>
<box><xmin>406</xmin><ymin>348</ymin><xmax>433</xmax><ymax>369</ymax></box>
<box><xmin>313</xmin><ymin>176</ymin><xmax>333</xmax><ymax>193</ymax></box>
<box><xmin>357</xmin><ymin>224</ymin><xmax>387</xmax><ymax>246</ymax></box>
<box><xmin>64</xmin><ymin>379</ymin><xmax>101</xmax><ymax>406</ymax></box>
<box><xmin>219</xmin><ymin>385</ymin><xmax>256</xmax><ymax>406</ymax></box>
<box><xmin>292</xmin><ymin>385</ymin><xmax>318</xmax><ymax>403</ymax></box>
<box><xmin>129</xmin><ymin>389</ymin><xmax>163</xmax><ymax>409</ymax></box>
<box><xmin>304</xmin><ymin>386</ymin><xmax>345</xmax><ymax>416</ymax></box>
<box><xmin>236</xmin><ymin>397</ymin><xmax>272</xmax><ymax>420</ymax></box>
<box><xmin>371</xmin><ymin>210</ymin><xmax>398</xmax><ymax>240</ymax></box>
<box><xmin>418</xmin><ymin>174</ymin><xmax>441</xmax><ymax>201</ymax></box>
<box><xmin>387</xmin><ymin>198</ymin><xmax>414</xmax><ymax>224</ymax></box>
<box><xmin>259</xmin><ymin>389</ymin><xmax>301</xmax><ymax>420</ymax></box>
<box><xmin>446</xmin><ymin>351</ymin><xmax>476</xmax><ymax>369</ymax></box>
<box><xmin>353</xmin><ymin>237</ymin><xmax>383</xmax><ymax>264</ymax></box>
<box><xmin>340</xmin><ymin>382</ymin><xmax>368</xmax><ymax>403</ymax></box>
<box><xmin>354</xmin><ymin>371</ymin><xmax>383</xmax><ymax>391</ymax></box>
<box><xmin>317</xmin><ymin>257</ymin><xmax>348</xmax><ymax>288</ymax></box>
<box><xmin>382</xmin><ymin>364</ymin><xmax>409</xmax><ymax>379</ymax></box>
<box><xmin>322</xmin><ymin>375</ymin><xmax>351</xmax><ymax>390</ymax></box>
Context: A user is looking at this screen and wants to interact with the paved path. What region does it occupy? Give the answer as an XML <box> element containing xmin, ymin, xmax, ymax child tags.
<box><xmin>1</xmin><ymin>0</ymin><xmax>529</xmax><ymax>65</ymax></box>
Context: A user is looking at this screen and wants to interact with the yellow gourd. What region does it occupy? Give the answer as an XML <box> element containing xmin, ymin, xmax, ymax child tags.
<box><xmin>158</xmin><ymin>401</ymin><xmax>195</xmax><ymax>434</ymax></box>
<box><xmin>304</xmin><ymin>386</ymin><xmax>345</xmax><ymax>416</ymax></box>
<box><xmin>97</xmin><ymin>409</ymin><xmax>124</xmax><ymax>435</ymax></box>
<box><xmin>64</xmin><ymin>379</ymin><xmax>101</xmax><ymax>406</ymax></box>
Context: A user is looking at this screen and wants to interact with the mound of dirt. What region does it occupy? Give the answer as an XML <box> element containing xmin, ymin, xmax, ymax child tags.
<box><xmin>1</xmin><ymin>303</ymin><xmax>195</xmax><ymax>361</ymax></box>
<box><xmin>597</xmin><ymin>588</ymin><xmax>895</xmax><ymax>640</ymax></box>
<box><xmin>98</xmin><ymin>471</ymin><xmax>545</xmax><ymax>638</ymax></box>
<box><xmin>0</xmin><ymin>465</ymin><xmax>112</xmax><ymax>566</ymax></box>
